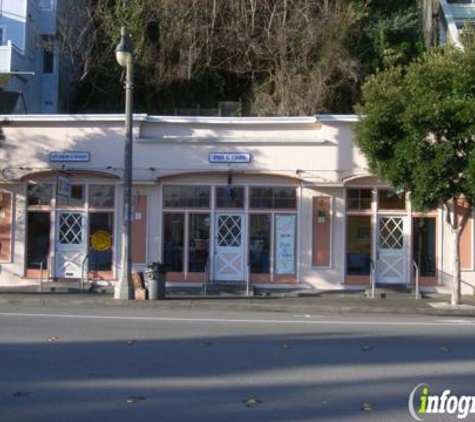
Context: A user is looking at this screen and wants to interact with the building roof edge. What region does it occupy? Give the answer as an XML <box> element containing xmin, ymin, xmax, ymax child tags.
<box><xmin>0</xmin><ymin>114</ymin><xmax>360</xmax><ymax>124</ymax></box>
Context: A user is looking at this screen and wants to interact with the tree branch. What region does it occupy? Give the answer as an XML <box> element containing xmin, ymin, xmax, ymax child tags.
<box><xmin>444</xmin><ymin>201</ymin><xmax>454</xmax><ymax>229</ymax></box>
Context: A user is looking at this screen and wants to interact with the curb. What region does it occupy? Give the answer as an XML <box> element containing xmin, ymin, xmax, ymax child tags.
<box><xmin>1</xmin><ymin>294</ymin><xmax>475</xmax><ymax>318</ymax></box>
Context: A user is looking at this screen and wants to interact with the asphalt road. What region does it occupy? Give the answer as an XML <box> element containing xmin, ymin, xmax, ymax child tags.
<box><xmin>0</xmin><ymin>306</ymin><xmax>474</xmax><ymax>422</ymax></box>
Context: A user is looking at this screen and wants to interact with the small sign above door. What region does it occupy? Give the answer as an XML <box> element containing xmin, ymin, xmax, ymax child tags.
<box><xmin>57</xmin><ymin>175</ymin><xmax>71</xmax><ymax>197</ymax></box>
<box><xmin>209</xmin><ymin>153</ymin><xmax>252</xmax><ymax>164</ymax></box>
<box><xmin>50</xmin><ymin>151</ymin><xmax>91</xmax><ymax>162</ymax></box>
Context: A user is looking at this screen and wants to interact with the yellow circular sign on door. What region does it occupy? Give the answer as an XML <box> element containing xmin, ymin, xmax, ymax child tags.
<box><xmin>91</xmin><ymin>230</ymin><xmax>112</xmax><ymax>252</ymax></box>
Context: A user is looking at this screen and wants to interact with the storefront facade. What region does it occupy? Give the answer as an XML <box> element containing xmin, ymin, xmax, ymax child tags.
<box><xmin>0</xmin><ymin>114</ymin><xmax>473</xmax><ymax>294</ymax></box>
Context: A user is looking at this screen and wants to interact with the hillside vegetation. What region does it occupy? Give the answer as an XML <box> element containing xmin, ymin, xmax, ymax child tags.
<box><xmin>62</xmin><ymin>0</ymin><xmax>423</xmax><ymax>115</ymax></box>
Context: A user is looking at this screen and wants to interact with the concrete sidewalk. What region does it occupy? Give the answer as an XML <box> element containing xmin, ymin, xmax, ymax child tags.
<box><xmin>1</xmin><ymin>290</ymin><xmax>475</xmax><ymax>317</ymax></box>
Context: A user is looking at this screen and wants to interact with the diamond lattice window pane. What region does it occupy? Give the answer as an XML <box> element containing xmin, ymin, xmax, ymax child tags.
<box><xmin>218</xmin><ymin>216</ymin><xmax>241</xmax><ymax>247</ymax></box>
<box><xmin>59</xmin><ymin>213</ymin><xmax>83</xmax><ymax>245</ymax></box>
<box><xmin>379</xmin><ymin>217</ymin><xmax>403</xmax><ymax>250</ymax></box>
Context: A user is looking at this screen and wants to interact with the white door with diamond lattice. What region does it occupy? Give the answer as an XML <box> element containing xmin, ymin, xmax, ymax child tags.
<box><xmin>214</xmin><ymin>213</ymin><xmax>245</xmax><ymax>281</ymax></box>
<box><xmin>55</xmin><ymin>212</ymin><xmax>87</xmax><ymax>278</ymax></box>
<box><xmin>377</xmin><ymin>216</ymin><xmax>407</xmax><ymax>284</ymax></box>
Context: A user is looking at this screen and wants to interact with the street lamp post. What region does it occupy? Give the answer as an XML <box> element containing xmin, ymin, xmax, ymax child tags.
<box><xmin>114</xmin><ymin>27</ymin><xmax>134</xmax><ymax>300</ymax></box>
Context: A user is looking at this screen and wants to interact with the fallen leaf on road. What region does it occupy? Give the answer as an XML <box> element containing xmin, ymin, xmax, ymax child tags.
<box><xmin>125</xmin><ymin>396</ymin><xmax>146</xmax><ymax>404</ymax></box>
<box><xmin>361</xmin><ymin>345</ymin><xmax>371</xmax><ymax>351</ymax></box>
<box><xmin>440</xmin><ymin>346</ymin><xmax>451</xmax><ymax>353</ymax></box>
<box><xmin>361</xmin><ymin>403</ymin><xmax>374</xmax><ymax>412</ymax></box>
<box><xmin>242</xmin><ymin>398</ymin><xmax>263</xmax><ymax>408</ymax></box>
<box><xmin>200</xmin><ymin>341</ymin><xmax>213</xmax><ymax>348</ymax></box>
<box><xmin>280</xmin><ymin>343</ymin><xmax>290</xmax><ymax>350</ymax></box>
<box><xmin>46</xmin><ymin>337</ymin><xmax>58</xmax><ymax>342</ymax></box>
<box><xmin>124</xmin><ymin>340</ymin><xmax>136</xmax><ymax>345</ymax></box>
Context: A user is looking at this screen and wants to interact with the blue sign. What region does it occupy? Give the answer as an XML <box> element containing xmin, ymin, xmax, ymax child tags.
<box><xmin>57</xmin><ymin>175</ymin><xmax>71</xmax><ymax>197</ymax></box>
<box><xmin>209</xmin><ymin>153</ymin><xmax>252</xmax><ymax>164</ymax></box>
<box><xmin>50</xmin><ymin>151</ymin><xmax>91</xmax><ymax>162</ymax></box>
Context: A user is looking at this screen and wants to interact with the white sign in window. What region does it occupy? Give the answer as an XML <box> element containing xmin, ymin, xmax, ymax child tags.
<box><xmin>275</xmin><ymin>215</ymin><xmax>296</xmax><ymax>275</ymax></box>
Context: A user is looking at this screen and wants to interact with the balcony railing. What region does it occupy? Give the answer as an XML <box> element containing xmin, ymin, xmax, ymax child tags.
<box><xmin>0</xmin><ymin>40</ymin><xmax>25</xmax><ymax>73</ymax></box>
<box><xmin>0</xmin><ymin>40</ymin><xmax>13</xmax><ymax>73</ymax></box>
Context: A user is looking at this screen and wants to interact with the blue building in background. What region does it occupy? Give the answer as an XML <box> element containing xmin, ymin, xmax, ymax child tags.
<box><xmin>0</xmin><ymin>0</ymin><xmax>69</xmax><ymax>113</ymax></box>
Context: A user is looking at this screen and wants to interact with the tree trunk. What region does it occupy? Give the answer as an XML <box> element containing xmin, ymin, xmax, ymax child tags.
<box><xmin>451</xmin><ymin>227</ymin><xmax>462</xmax><ymax>306</ymax></box>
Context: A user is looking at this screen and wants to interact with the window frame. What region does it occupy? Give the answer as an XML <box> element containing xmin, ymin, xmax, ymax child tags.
<box><xmin>162</xmin><ymin>211</ymin><xmax>186</xmax><ymax>273</ymax></box>
<box><xmin>377</xmin><ymin>188</ymin><xmax>406</xmax><ymax>211</ymax></box>
<box><xmin>187</xmin><ymin>212</ymin><xmax>211</xmax><ymax>274</ymax></box>
<box><xmin>163</xmin><ymin>185</ymin><xmax>211</xmax><ymax>209</ymax></box>
<box><xmin>88</xmin><ymin>184</ymin><xmax>116</xmax><ymax>210</ymax></box>
<box><xmin>346</xmin><ymin>188</ymin><xmax>372</xmax><ymax>211</ymax></box>
<box><xmin>27</xmin><ymin>183</ymin><xmax>53</xmax><ymax>209</ymax></box>
<box><xmin>56</xmin><ymin>184</ymin><xmax>86</xmax><ymax>208</ymax></box>
<box><xmin>249</xmin><ymin>186</ymin><xmax>297</xmax><ymax>210</ymax></box>
<box><xmin>215</xmin><ymin>185</ymin><xmax>245</xmax><ymax>209</ymax></box>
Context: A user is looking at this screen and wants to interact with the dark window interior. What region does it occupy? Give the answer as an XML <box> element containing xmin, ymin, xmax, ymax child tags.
<box><xmin>413</xmin><ymin>217</ymin><xmax>436</xmax><ymax>277</ymax></box>
<box><xmin>163</xmin><ymin>213</ymin><xmax>184</xmax><ymax>271</ymax></box>
<box><xmin>250</xmin><ymin>214</ymin><xmax>271</xmax><ymax>274</ymax></box>
<box><xmin>27</xmin><ymin>212</ymin><xmax>50</xmax><ymax>269</ymax></box>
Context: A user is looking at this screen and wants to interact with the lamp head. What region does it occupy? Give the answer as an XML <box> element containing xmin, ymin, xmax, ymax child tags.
<box><xmin>115</xmin><ymin>27</ymin><xmax>133</xmax><ymax>67</ymax></box>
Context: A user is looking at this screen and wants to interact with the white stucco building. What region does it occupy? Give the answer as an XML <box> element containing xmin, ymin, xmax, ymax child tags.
<box><xmin>0</xmin><ymin>113</ymin><xmax>473</xmax><ymax>295</ymax></box>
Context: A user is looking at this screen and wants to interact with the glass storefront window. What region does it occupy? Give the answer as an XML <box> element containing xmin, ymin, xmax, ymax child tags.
<box><xmin>250</xmin><ymin>187</ymin><xmax>272</xmax><ymax>208</ymax></box>
<box><xmin>347</xmin><ymin>188</ymin><xmax>372</xmax><ymax>210</ymax></box>
<box><xmin>89</xmin><ymin>185</ymin><xmax>115</xmax><ymax>207</ymax></box>
<box><xmin>274</xmin><ymin>188</ymin><xmax>297</xmax><ymax>209</ymax></box>
<box><xmin>250</xmin><ymin>214</ymin><xmax>270</xmax><ymax>274</ymax></box>
<box><xmin>216</xmin><ymin>187</ymin><xmax>244</xmax><ymax>208</ymax></box>
<box><xmin>26</xmin><ymin>212</ymin><xmax>50</xmax><ymax>269</ymax></box>
<box><xmin>413</xmin><ymin>217</ymin><xmax>436</xmax><ymax>277</ymax></box>
<box><xmin>163</xmin><ymin>213</ymin><xmax>184</xmax><ymax>271</ymax></box>
<box><xmin>346</xmin><ymin>216</ymin><xmax>372</xmax><ymax>275</ymax></box>
<box><xmin>188</xmin><ymin>214</ymin><xmax>210</xmax><ymax>272</ymax></box>
<box><xmin>164</xmin><ymin>186</ymin><xmax>210</xmax><ymax>208</ymax></box>
<box><xmin>250</xmin><ymin>187</ymin><xmax>296</xmax><ymax>209</ymax></box>
<box><xmin>27</xmin><ymin>184</ymin><xmax>52</xmax><ymax>206</ymax></box>
<box><xmin>89</xmin><ymin>212</ymin><xmax>113</xmax><ymax>271</ymax></box>
<box><xmin>378</xmin><ymin>189</ymin><xmax>405</xmax><ymax>210</ymax></box>
<box><xmin>57</xmin><ymin>185</ymin><xmax>85</xmax><ymax>207</ymax></box>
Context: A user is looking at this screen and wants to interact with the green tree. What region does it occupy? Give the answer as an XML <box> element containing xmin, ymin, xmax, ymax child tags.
<box><xmin>355</xmin><ymin>29</ymin><xmax>475</xmax><ymax>305</ymax></box>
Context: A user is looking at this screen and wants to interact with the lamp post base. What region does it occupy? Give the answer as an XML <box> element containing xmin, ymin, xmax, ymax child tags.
<box><xmin>114</xmin><ymin>281</ymin><xmax>133</xmax><ymax>300</ymax></box>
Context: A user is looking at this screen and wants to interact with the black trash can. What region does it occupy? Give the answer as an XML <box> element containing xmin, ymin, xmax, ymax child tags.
<box><xmin>145</xmin><ymin>262</ymin><xmax>166</xmax><ymax>300</ymax></box>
